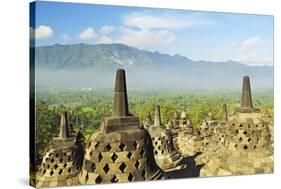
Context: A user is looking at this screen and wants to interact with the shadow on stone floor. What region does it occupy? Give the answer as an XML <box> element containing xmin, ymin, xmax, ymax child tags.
<box><xmin>164</xmin><ymin>152</ymin><xmax>203</xmax><ymax>179</ymax></box>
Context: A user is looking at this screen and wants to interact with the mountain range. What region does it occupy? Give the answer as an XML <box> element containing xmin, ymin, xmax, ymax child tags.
<box><xmin>32</xmin><ymin>43</ymin><xmax>273</xmax><ymax>89</ymax></box>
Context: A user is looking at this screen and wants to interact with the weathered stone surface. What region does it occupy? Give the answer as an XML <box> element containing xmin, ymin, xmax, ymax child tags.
<box><xmin>36</xmin><ymin>112</ymin><xmax>84</xmax><ymax>188</ymax></box>
<box><xmin>198</xmin><ymin>76</ymin><xmax>273</xmax><ymax>176</ymax></box>
<box><xmin>79</xmin><ymin>69</ymin><xmax>163</xmax><ymax>185</ymax></box>
<box><xmin>146</xmin><ymin>105</ymin><xmax>185</xmax><ymax>171</ymax></box>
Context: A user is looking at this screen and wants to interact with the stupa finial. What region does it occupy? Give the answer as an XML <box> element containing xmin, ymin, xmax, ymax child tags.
<box><xmin>154</xmin><ymin>105</ymin><xmax>161</xmax><ymax>127</ymax></box>
<box><xmin>222</xmin><ymin>104</ymin><xmax>228</xmax><ymax>121</ymax></box>
<box><xmin>112</xmin><ymin>69</ymin><xmax>129</xmax><ymax>117</ymax></box>
<box><xmin>59</xmin><ymin>111</ymin><xmax>69</xmax><ymax>139</ymax></box>
<box><xmin>241</xmin><ymin>76</ymin><xmax>253</xmax><ymax>109</ymax></box>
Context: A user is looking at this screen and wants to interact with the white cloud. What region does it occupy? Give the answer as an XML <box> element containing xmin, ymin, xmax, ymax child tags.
<box><xmin>113</xmin><ymin>12</ymin><xmax>214</xmax><ymax>51</ymax></box>
<box><xmin>30</xmin><ymin>25</ymin><xmax>53</xmax><ymax>40</ymax></box>
<box><xmin>116</xmin><ymin>27</ymin><xmax>175</xmax><ymax>50</ymax></box>
<box><xmin>99</xmin><ymin>25</ymin><xmax>115</xmax><ymax>35</ymax></box>
<box><xmin>122</xmin><ymin>12</ymin><xmax>214</xmax><ymax>30</ymax></box>
<box><xmin>229</xmin><ymin>37</ymin><xmax>272</xmax><ymax>66</ymax></box>
<box><xmin>61</xmin><ymin>34</ymin><xmax>70</xmax><ymax>42</ymax></box>
<box><xmin>78</xmin><ymin>27</ymin><xmax>97</xmax><ymax>40</ymax></box>
<box><xmin>239</xmin><ymin>36</ymin><xmax>264</xmax><ymax>50</ymax></box>
<box><xmin>97</xmin><ymin>36</ymin><xmax>113</xmax><ymax>44</ymax></box>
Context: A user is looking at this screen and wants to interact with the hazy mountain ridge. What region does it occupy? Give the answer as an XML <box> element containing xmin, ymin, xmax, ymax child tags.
<box><xmin>33</xmin><ymin>43</ymin><xmax>273</xmax><ymax>89</ymax></box>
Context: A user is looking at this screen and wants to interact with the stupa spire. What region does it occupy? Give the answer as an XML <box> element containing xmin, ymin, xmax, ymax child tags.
<box><xmin>241</xmin><ymin>76</ymin><xmax>253</xmax><ymax>109</ymax></box>
<box><xmin>154</xmin><ymin>105</ymin><xmax>161</xmax><ymax>126</ymax></box>
<box><xmin>222</xmin><ymin>104</ymin><xmax>228</xmax><ymax>121</ymax></box>
<box><xmin>112</xmin><ymin>69</ymin><xmax>129</xmax><ymax>117</ymax></box>
<box><xmin>58</xmin><ymin>112</ymin><xmax>69</xmax><ymax>139</ymax></box>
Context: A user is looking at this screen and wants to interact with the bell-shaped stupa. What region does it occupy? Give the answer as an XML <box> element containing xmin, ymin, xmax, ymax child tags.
<box><xmin>79</xmin><ymin>69</ymin><xmax>163</xmax><ymax>185</ymax></box>
<box><xmin>36</xmin><ymin>112</ymin><xmax>84</xmax><ymax>187</ymax></box>
<box><xmin>199</xmin><ymin>76</ymin><xmax>273</xmax><ymax>176</ymax></box>
<box><xmin>146</xmin><ymin>105</ymin><xmax>185</xmax><ymax>171</ymax></box>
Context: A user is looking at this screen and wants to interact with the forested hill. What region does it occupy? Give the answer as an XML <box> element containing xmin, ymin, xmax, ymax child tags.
<box><xmin>32</xmin><ymin>43</ymin><xmax>273</xmax><ymax>89</ymax></box>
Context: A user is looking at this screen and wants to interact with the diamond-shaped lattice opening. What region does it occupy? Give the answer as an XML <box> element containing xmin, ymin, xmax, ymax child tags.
<box><xmin>54</xmin><ymin>164</ymin><xmax>58</xmax><ymax>169</ymax></box>
<box><xmin>133</xmin><ymin>141</ymin><xmax>138</xmax><ymax>149</ymax></box>
<box><xmin>141</xmin><ymin>170</ymin><xmax>146</xmax><ymax>179</ymax></box>
<box><xmin>248</xmin><ymin>138</ymin><xmax>252</xmax><ymax>142</ymax></box>
<box><xmin>106</xmin><ymin>144</ymin><xmax>112</xmax><ymax>151</ymax></box>
<box><xmin>77</xmin><ymin>165</ymin><xmax>81</xmax><ymax>171</ymax></box>
<box><xmin>135</xmin><ymin>160</ymin><xmax>140</xmax><ymax>169</ymax></box>
<box><xmin>68</xmin><ymin>168</ymin><xmax>71</xmax><ymax>173</ymax></box>
<box><xmin>253</xmin><ymin>145</ymin><xmax>257</xmax><ymax>150</ymax></box>
<box><xmin>95</xmin><ymin>142</ymin><xmax>100</xmax><ymax>150</ymax></box>
<box><xmin>119</xmin><ymin>143</ymin><xmax>125</xmax><ymax>151</ymax></box>
<box><xmin>68</xmin><ymin>156</ymin><xmax>71</xmax><ymax>161</ymax></box>
<box><xmin>85</xmin><ymin>173</ymin><xmax>89</xmax><ymax>183</ymax></box>
<box><xmin>239</xmin><ymin>137</ymin><xmax>243</xmax><ymax>142</ymax></box>
<box><xmin>235</xmin><ymin>130</ymin><xmax>239</xmax><ymax>134</ymax></box>
<box><xmin>103</xmin><ymin>164</ymin><xmax>110</xmax><ymax>174</ymax></box>
<box><xmin>154</xmin><ymin>150</ymin><xmax>158</xmax><ymax>155</ymax></box>
<box><xmin>140</xmin><ymin>149</ymin><xmax>145</xmax><ymax>157</ymax></box>
<box><xmin>50</xmin><ymin>170</ymin><xmax>54</xmax><ymax>176</ymax></box>
<box><xmin>119</xmin><ymin>162</ymin><xmax>126</xmax><ymax>173</ymax></box>
<box><xmin>128</xmin><ymin>173</ymin><xmax>134</xmax><ymax>181</ymax></box>
<box><xmin>91</xmin><ymin>163</ymin><xmax>96</xmax><ymax>172</ymax></box>
<box><xmin>50</xmin><ymin>158</ymin><xmax>55</xmax><ymax>163</ymax></box>
<box><xmin>63</xmin><ymin>162</ymin><xmax>67</xmax><ymax>168</ymax></box>
<box><xmin>55</xmin><ymin>153</ymin><xmax>59</xmax><ymax>158</ymax></box>
<box><xmin>155</xmin><ymin>141</ymin><xmax>158</xmax><ymax>145</ymax></box>
<box><xmin>243</xmin><ymin>131</ymin><xmax>248</xmax><ymax>135</ymax></box>
<box><xmin>89</xmin><ymin>151</ymin><xmax>93</xmax><ymax>156</ymax></box>
<box><xmin>127</xmin><ymin>151</ymin><xmax>132</xmax><ymax>159</ymax></box>
<box><xmin>47</xmin><ymin>164</ymin><xmax>50</xmax><ymax>169</ymax></box>
<box><xmin>161</xmin><ymin>150</ymin><xmax>164</xmax><ymax>154</ymax></box>
<box><xmin>158</xmin><ymin>146</ymin><xmax>161</xmax><ymax>150</ymax></box>
<box><xmin>243</xmin><ymin>145</ymin><xmax>248</xmax><ymax>150</ymax></box>
<box><xmin>98</xmin><ymin>153</ymin><xmax>103</xmax><ymax>162</ymax></box>
<box><xmin>234</xmin><ymin>144</ymin><xmax>238</xmax><ymax>148</ymax></box>
<box><xmin>43</xmin><ymin>169</ymin><xmax>46</xmax><ymax>174</ymax></box>
<box><xmin>239</xmin><ymin>124</ymin><xmax>243</xmax><ymax>128</ymax></box>
<box><xmin>111</xmin><ymin>175</ymin><xmax>118</xmax><ymax>183</ymax></box>
<box><xmin>59</xmin><ymin>158</ymin><xmax>63</xmax><ymax>163</ymax></box>
<box><xmin>111</xmin><ymin>153</ymin><xmax>118</xmax><ymax>162</ymax></box>
<box><xmin>58</xmin><ymin>169</ymin><xmax>63</xmax><ymax>175</ymax></box>
<box><xmin>95</xmin><ymin>175</ymin><xmax>102</xmax><ymax>184</ymax></box>
<box><xmin>252</xmin><ymin>131</ymin><xmax>255</xmax><ymax>134</ymax></box>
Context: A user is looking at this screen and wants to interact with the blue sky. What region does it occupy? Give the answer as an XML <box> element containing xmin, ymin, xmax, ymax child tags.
<box><xmin>30</xmin><ymin>1</ymin><xmax>273</xmax><ymax>66</ymax></box>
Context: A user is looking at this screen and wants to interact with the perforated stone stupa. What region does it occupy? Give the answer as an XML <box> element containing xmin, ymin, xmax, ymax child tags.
<box><xmin>146</xmin><ymin>105</ymin><xmax>185</xmax><ymax>171</ymax></box>
<box><xmin>143</xmin><ymin>113</ymin><xmax>153</xmax><ymax>129</ymax></box>
<box><xmin>79</xmin><ymin>69</ymin><xmax>163</xmax><ymax>185</ymax></box>
<box><xmin>175</xmin><ymin>111</ymin><xmax>203</xmax><ymax>156</ymax></box>
<box><xmin>36</xmin><ymin>112</ymin><xmax>84</xmax><ymax>188</ymax></box>
<box><xmin>199</xmin><ymin>76</ymin><xmax>273</xmax><ymax>176</ymax></box>
<box><xmin>195</xmin><ymin>104</ymin><xmax>229</xmax><ymax>166</ymax></box>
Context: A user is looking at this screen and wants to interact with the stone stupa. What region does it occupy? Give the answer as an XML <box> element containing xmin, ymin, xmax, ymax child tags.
<box><xmin>36</xmin><ymin>112</ymin><xmax>84</xmax><ymax>187</ymax></box>
<box><xmin>199</xmin><ymin>76</ymin><xmax>273</xmax><ymax>176</ymax></box>
<box><xmin>146</xmin><ymin>105</ymin><xmax>185</xmax><ymax>171</ymax></box>
<box><xmin>195</xmin><ymin>104</ymin><xmax>228</xmax><ymax>166</ymax></box>
<box><xmin>79</xmin><ymin>69</ymin><xmax>163</xmax><ymax>185</ymax></box>
<box><xmin>143</xmin><ymin>113</ymin><xmax>153</xmax><ymax>129</ymax></box>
